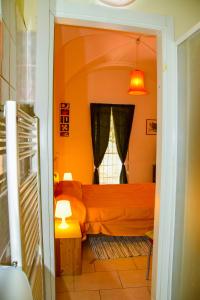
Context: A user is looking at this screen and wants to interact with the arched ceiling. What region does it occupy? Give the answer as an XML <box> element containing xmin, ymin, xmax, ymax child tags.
<box><xmin>54</xmin><ymin>24</ymin><xmax>157</xmax><ymax>85</ymax></box>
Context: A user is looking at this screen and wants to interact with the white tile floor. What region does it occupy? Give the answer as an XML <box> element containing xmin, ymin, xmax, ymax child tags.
<box><xmin>56</xmin><ymin>240</ymin><xmax>152</xmax><ymax>300</ymax></box>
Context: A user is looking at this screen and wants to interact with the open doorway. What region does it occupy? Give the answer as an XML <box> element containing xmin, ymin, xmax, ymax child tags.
<box><xmin>36</xmin><ymin>3</ymin><xmax>177</xmax><ymax>299</ymax></box>
<box><xmin>53</xmin><ymin>24</ymin><xmax>157</xmax><ymax>299</ymax></box>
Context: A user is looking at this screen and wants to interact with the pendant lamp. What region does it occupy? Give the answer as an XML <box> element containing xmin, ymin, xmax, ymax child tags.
<box><xmin>128</xmin><ymin>38</ymin><xmax>147</xmax><ymax>95</ymax></box>
<box><xmin>128</xmin><ymin>69</ymin><xmax>147</xmax><ymax>95</ymax></box>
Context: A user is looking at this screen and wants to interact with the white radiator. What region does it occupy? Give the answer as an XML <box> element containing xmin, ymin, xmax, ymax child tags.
<box><xmin>5</xmin><ymin>101</ymin><xmax>44</xmax><ymax>300</ymax></box>
<box><xmin>0</xmin><ymin>107</ymin><xmax>10</xmax><ymax>265</ymax></box>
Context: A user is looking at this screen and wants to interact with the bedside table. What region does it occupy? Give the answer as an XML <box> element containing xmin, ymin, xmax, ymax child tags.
<box><xmin>55</xmin><ymin>220</ymin><xmax>82</xmax><ymax>276</ymax></box>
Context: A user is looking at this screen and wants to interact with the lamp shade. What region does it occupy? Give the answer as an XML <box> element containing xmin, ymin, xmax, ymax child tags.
<box><xmin>63</xmin><ymin>172</ymin><xmax>73</xmax><ymax>181</ymax></box>
<box><xmin>55</xmin><ymin>200</ymin><xmax>72</xmax><ymax>219</ymax></box>
<box><xmin>128</xmin><ymin>69</ymin><xmax>147</xmax><ymax>95</ymax></box>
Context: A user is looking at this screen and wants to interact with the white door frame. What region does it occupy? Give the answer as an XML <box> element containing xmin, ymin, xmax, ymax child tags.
<box><xmin>36</xmin><ymin>3</ymin><xmax>178</xmax><ymax>300</ymax></box>
<box><xmin>55</xmin><ymin>6</ymin><xmax>177</xmax><ymax>299</ymax></box>
<box><xmin>176</xmin><ymin>21</ymin><xmax>200</xmax><ymax>46</ymax></box>
<box><xmin>35</xmin><ymin>1</ymin><xmax>55</xmax><ymax>300</ymax></box>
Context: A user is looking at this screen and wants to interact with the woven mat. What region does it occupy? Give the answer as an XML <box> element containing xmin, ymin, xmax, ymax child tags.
<box><xmin>88</xmin><ymin>235</ymin><xmax>151</xmax><ymax>260</ymax></box>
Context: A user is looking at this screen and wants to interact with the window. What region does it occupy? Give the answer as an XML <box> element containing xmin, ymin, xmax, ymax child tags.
<box><xmin>99</xmin><ymin>112</ymin><xmax>121</xmax><ymax>184</ymax></box>
<box><xmin>90</xmin><ymin>103</ymin><xmax>134</xmax><ymax>184</ymax></box>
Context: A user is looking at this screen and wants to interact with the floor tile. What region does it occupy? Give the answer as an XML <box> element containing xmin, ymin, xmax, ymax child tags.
<box><xmin>94</xmin><ymin>258</ymin><xmax>136</xmax><ymax>272</ymax></box>
<box><xmin>57</xmin><ymin>290</ymin><xmax>100</xmax><ymax>300</ymax></box>
<box><xmin>100</xmin><ymin>287</ymin><xmax>151</xmax><ymax>300</ymax></box>
<box><xmin>133</xmin><ymin>256</ymin><xmax>147</xmax><ymax>270</ymax></box>
<box><xmin>133</xmin><ymin>256</ymin><xmax>152</xmax><ymax>270</ymax></box>
<box><xmin>118</xmin><ymin>269</ymin><xmax>151</xmax><ymax>288</ymax></box>
<box><xmin>74</xmin><ymin>271</ymin><xmax>122</xmax><ymax>291</ymax></box>
<box><xmin>82</xmin><ymin>260</ymin><xmax>95</xmax><ymax>273</ymax></box>
<box><xmin>56</xmin><ymin>276</ymin><xmax>74</xmax><ymax>293</ymax></box>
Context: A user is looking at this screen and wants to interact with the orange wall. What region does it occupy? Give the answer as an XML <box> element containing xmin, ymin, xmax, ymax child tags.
<box><xmin>54</xmin><ymin>25</ymin><xmax>157</xmax><ymax>184</ymax></box>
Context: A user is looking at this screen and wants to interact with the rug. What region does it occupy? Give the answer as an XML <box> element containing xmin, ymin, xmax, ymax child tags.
<box><xmin>88</xmin><ymin>235</ymin><xmax>151</xmax><ymax>260</ymax></box>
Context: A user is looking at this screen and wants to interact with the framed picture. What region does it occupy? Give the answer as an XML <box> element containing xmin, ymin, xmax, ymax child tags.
<box><xmin>60</xmin><ymin>103</ymin><xmax>70</xmax><ymax>137</ymax></box>
<box><xmin>146</xmin><ymin>119</ymin><xmax>157</xmax><ymax>135</ymax></box>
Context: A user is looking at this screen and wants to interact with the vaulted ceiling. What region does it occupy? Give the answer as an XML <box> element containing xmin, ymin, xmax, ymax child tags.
<box><xmin>54</xmin><ymin>24</ymin><xmax>157</xmax><ymax>86</ymax></box>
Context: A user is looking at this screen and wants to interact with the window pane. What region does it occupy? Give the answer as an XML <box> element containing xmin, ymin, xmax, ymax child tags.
<box><xmin>99</xmin><ymin>112</ymin><xmax>121</xmax><ymax>184</ymax></box>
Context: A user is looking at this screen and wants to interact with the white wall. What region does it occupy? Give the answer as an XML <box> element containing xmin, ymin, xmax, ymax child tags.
<box><xmin>0</xmin><ymin>0</ymin><xmax>17</xmax><ymax>264</ymax></box>
<box><xmin>173</xmin><ymin>29</ymin><xmax>200</xmax><ymax>300</ymax></box>
<box><xmin>56</xmin><ymin>0</ymin><xmax>200</xmax><ymax>39</ymax></box>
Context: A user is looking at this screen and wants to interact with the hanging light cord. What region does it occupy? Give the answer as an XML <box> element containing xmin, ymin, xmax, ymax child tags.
<box><xmin>135</xmin><ymin>37</ymin><xmax>141</xmax><ymax>69</ymax></box>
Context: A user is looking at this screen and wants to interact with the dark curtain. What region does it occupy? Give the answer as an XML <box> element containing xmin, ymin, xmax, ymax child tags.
<box><xmin>90</xmin><ymin>104</ymin><xmax>111</xmax><ymax>184</ymax></box>
<box><xmin>112</xmin><ymin>105</ymin><xmax>135</xmax><ymax>184</ymax></box>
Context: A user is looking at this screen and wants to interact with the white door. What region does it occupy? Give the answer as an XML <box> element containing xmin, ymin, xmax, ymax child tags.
<box><xmin>172</xmin><ymin>28</ymin><xmax>200</xmax><ymax>299</ymax></box>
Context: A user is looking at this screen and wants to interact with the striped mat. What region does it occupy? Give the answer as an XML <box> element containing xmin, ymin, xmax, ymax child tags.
<box><xmin>88</xmin><ymin>235</ymin><xmax>151</xmax><ymax>260</ymax></box>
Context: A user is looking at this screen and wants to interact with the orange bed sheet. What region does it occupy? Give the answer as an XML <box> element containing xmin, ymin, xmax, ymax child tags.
<box><xmin>82</xmin><ymin>183</ymin><xmax>155</xmax><ymax>236</ymax></box>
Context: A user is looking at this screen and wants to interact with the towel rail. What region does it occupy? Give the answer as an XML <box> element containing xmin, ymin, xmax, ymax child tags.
<box><xmin>0</xmin><ymin>122</ymin><xmax>6</xmax><ymax>127</ymax></box>
<box><xmin>0</xmin><ymin>119</ymin><xmax>6</xmax><ymax>157</ymax></box>
<box><xmin>18</xmin><ymin>119</ymin><xmax>36</xmax><ymax>130</ymax></box>
<box><xmin>19</xmin><ymin>142</ymin><xmax>37</xmax><ymax>146</ymax></box>
<box><xmin>25</xmin><ymin>226</ymin><xmax>39</xmax><ymax>265</ymax></box>
<box><xmin>25</xmin><ymin>232</ymin><xmax>39</xmax><ymax>276</ymax></box>
<box><xmin>18</xmin><ymin>132</ymin><xmax>36</xmax><ymax>139</ymax></box>
<box><xmin>17</xmin><ymin>108</ymin><xmax>35</xmax><ymax>124</ymax></box>
<box><xmin>20</xmin><ymin>175</ymin><xmax>37</xmax><ymax>192</ymax></box>
<box><xmin>23</xmin><ymin>205</ymin><xmax>39</xmax><ymax>241</ymax></box>
<box><xmin>20</xmin><ymin>182</ymin><xmax>38</xmax><ymax>206</ymax></box>
<box><xmin>20</xmin><ymin>173</ymin><xmax>36</xmax><ymax>194</ymax></box>
<box><xmin>0</xmin><ymin>173</ymin><xmax>8</xmax><ymax>197</ymax></box>
<box><xmin>6</xmin><ymin>101</ymin><xmax>22</xmax><ymax>267</ymax></box>
<box><xmin>0</xmin><ymin>114</ymin><xmax>9</xmax><ymax>265</ymax></box>
<box><xmin>6</xmin><ymin>101</ymin><xmax>44</xmax><ymax>300</ymax></box>
<box><xmin>21</xmin><ymin>194</ymin><xmax>38</xmax><ymax>223</ymax></box>
<box><xmin>19</xmin><ymin>150</ymin><xmax>36</xmax><ymax>160</ymax></box>
<box><xmin>0</xmin><ymin>174</ymin><xmax>6</xmax><ymax>186</ymax></box>
<box><xmin>30</xmin><ymin>255</ymin><xmax>43</xmax><ymax>300</ymax></box>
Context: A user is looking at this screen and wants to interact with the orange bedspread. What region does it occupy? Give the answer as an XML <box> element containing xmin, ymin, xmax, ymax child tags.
<box><xmin>82</xmin><ymin>183</ymin><xmax>155</xmax><ymax>236</ymax></box>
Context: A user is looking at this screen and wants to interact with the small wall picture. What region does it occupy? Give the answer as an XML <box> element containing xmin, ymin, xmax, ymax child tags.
<box><xmin>146</xmin><ymin>119</ymin><xmax>157</xmax><ymax>135</ymax></box>
<box><xmin>60</xmin><ymin>103</ymin><xmax>70</xmax><ymax>137</ymax></box>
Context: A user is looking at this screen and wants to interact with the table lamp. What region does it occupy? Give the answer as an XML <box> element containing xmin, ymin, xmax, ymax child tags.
<box><xmin>55</xmin><ymin>200</ymin><xmax>72</xmax><ymax>229</ymax></box>
<box><xmin>63</xmin><ymin>172</ymin><xmax>73</xmax><ymax>181</ymax></box>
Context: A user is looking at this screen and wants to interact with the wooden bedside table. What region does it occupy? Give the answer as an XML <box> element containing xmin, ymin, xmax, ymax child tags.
<box><xmin>55</xmin><ymin>220</ymin><xmax>82</xmax><ymax>276</ymax></box>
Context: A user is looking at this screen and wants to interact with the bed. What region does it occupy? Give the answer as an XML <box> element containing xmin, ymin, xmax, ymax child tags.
<box><xmin>54</xmin><ymin>181</ymin><xmax>155</xmax><ymax>237</ymax></box>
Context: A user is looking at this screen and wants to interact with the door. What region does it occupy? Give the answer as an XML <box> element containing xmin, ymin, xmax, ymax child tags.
<box><xmin>172</xmin><ymin>29</ymin><xmax>200</xmax><ymax>300</ymax></box>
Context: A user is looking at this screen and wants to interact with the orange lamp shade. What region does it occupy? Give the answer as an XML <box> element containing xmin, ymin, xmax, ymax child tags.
<box><xmin>128</xmin><ymin>69</ymin><xmax>147</xmax><ymax>95</ymax></box>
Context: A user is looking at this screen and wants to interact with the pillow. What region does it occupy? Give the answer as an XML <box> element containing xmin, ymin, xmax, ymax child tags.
<box><xmin>54</xmin><ymin>180</ymin><xmax>82</xmax><ymax>200</ymax></box>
